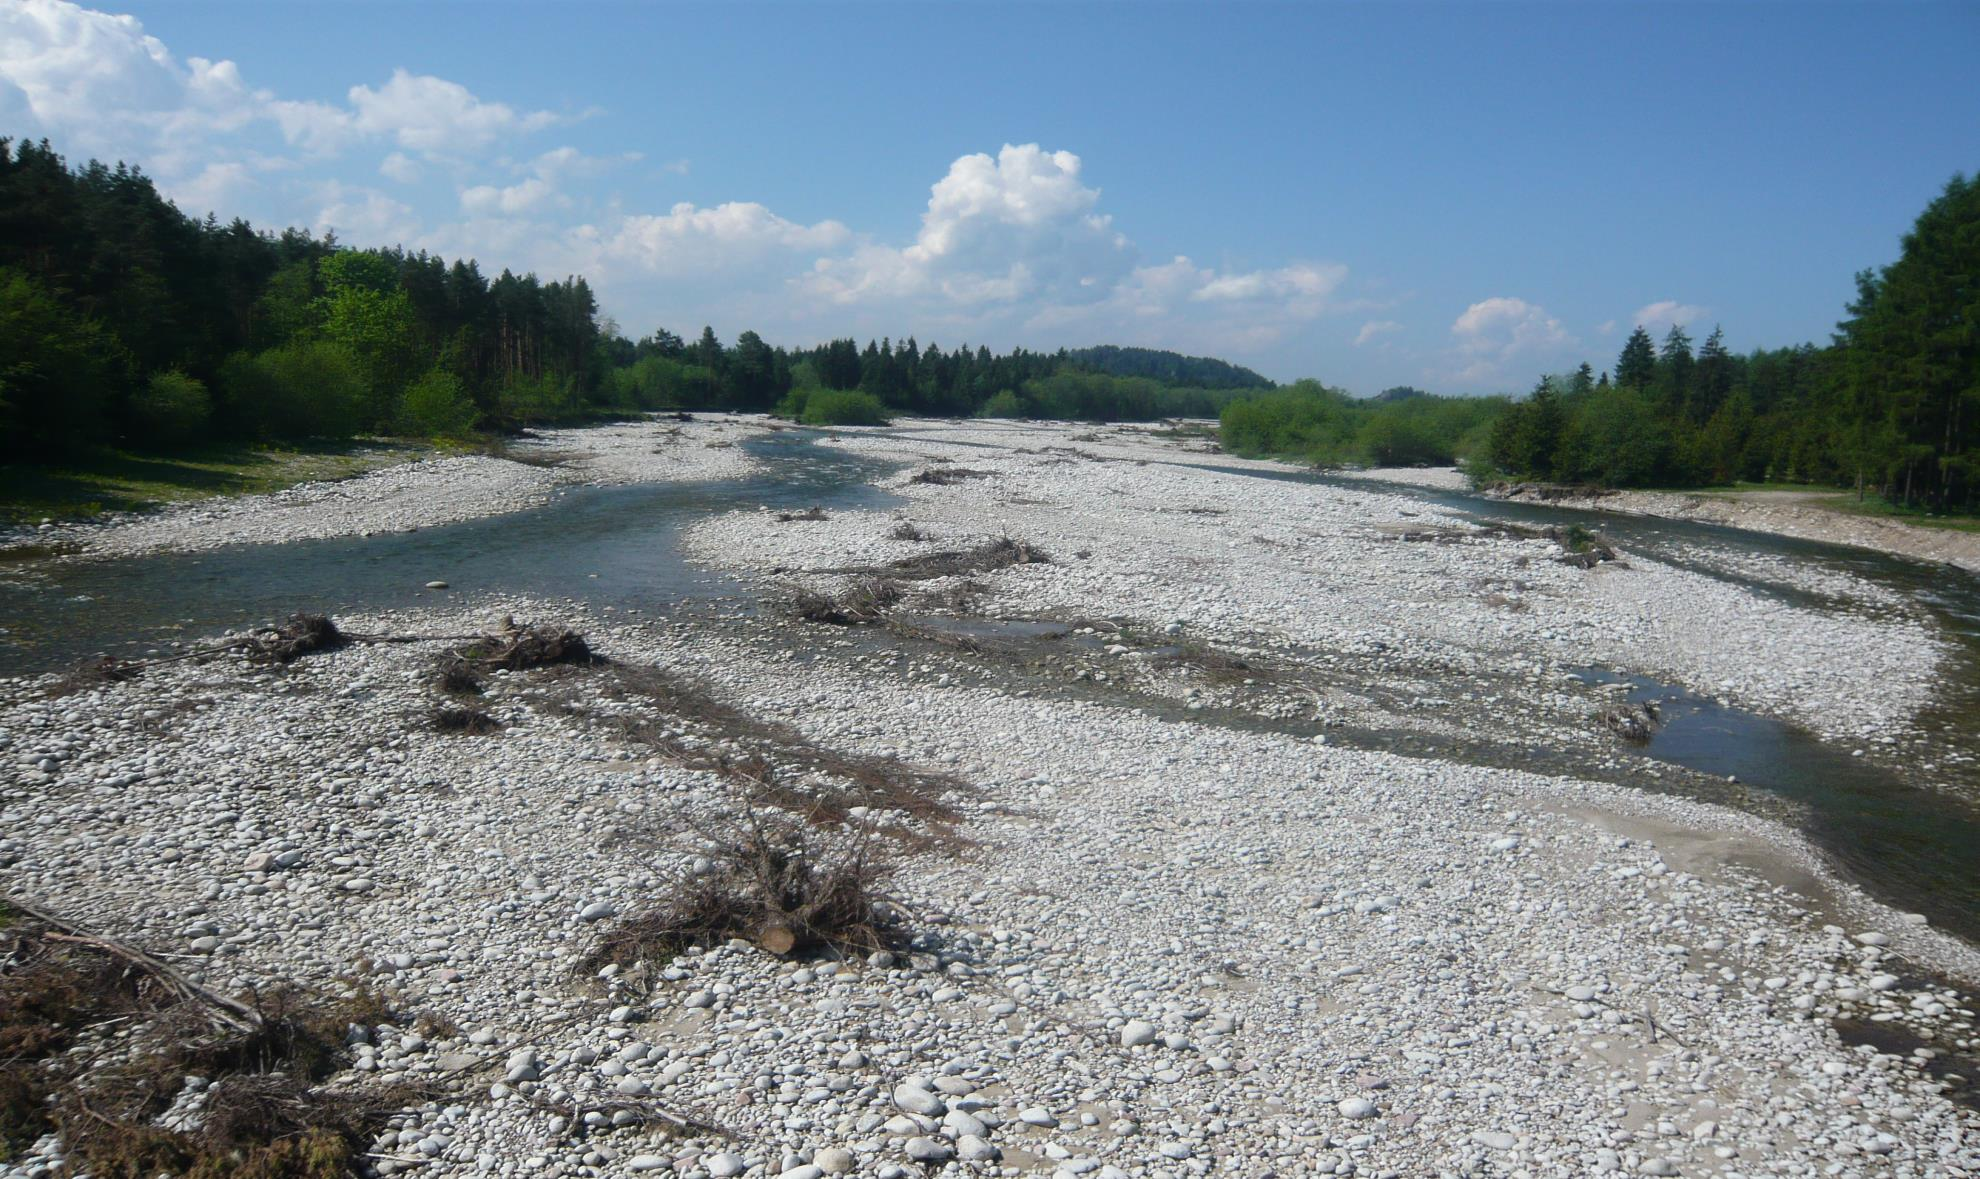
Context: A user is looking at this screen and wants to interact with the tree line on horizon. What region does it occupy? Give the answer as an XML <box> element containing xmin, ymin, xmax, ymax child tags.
<box><xmin>3</xmin><ymin>135</ymin><xmax>1972</xmax><ymax>512</ymax></box>
<box><xmin>0</xmin><ymin>136</ymin><xmax>1269</xmax><ymax>460</ymax></box>
<box><xmin>1220</xmin><ymin>172</ymin><xmax>1977</xmax><ymax>512</ymax></box>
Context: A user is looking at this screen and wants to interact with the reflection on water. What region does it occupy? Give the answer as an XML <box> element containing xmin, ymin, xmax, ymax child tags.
<box><xmin>1572</xmin><ymin>666</ymin><xmax>1980</xmax><ymax>938</ymax></box>
<box><xmin>0</xmin><ymin>431</ymin><xmax>898</xmax><ymax>672</ymax></box>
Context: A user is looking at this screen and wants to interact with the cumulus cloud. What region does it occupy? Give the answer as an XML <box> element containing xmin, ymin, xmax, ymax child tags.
<box><xmin>378</xmin><ymin>152</ymin><xmax>421</xmax><ymax>184</ymax></box>
<box><xmin>1632</xmin><ymin>299</ymin><xmax>1708</xmax><ymax>334</ymax></box>
<box><xmin>0</xmin><ymin>0</ymin><xmax>566</xmax><ymax>167</ymax></box>
<box><xmin>1448</xmin><ymin>296</ymin><xmax>1574</xmax><ymax>383</ymax></box>
<box><xmin>804</xmin><ymin>144</ymin><xmax>1131</xmax><ymax>307</ymax></box>
<box><xmin>2</xmin><ymin>5</ymin><xmax>1366</xmax><ymax>374</ymax></box>
<box><xmin>584</xmin><ymin>202</ymin><xmax>851</xmax><ymax>279</ymax></box>
<box><xmin>1355</xmin><ymin>320</ymin><xmax>1403</xmax><ymax>346</ymax></box>
<box><xmin>313</xmin><ymin>181</ymin><xmax>419</xmax><ymax>245</ymax></box>
<box><xmin>347</xmin><ymin>69</ymin><xmax>562</xmax><ymax>154</ymax></box>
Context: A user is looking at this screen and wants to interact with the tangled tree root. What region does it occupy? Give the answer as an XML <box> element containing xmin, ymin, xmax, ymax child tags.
<box><xmin>459</xmin><ymin>622</ymin><xmax>596</xmax><ymax>671</ymax></box>
<box><xmin>793</xmin><ymin>579</ymin><xmax>903</xmax><ymax>625</ymax></box>
<box><xmin>908</xmin><ymin>467</ymin><xmax>991</xmax><ymax>485</ymax></box>
<box><xmin>431</xmin><ymin>708</ymin><xmax>501</xmax><ymax>736</ymax></box>
<box><xmin>1599</xmin><ymin>702</ymin><xmax>1659</xmax><ymax>743</ymax></box>
<box><xmin>876</xmin><ymin>536</ymin><xmax>1049</xmax><ymax>581</ymax></box>
<box><xmin>580</xmin><ymin>812</ymin><xmax>901</xmax><ymax>967</ymax></box>
<box><xmin>433</xmin><ymin>656</ymin><xmax>485</xmax><ymax>695</ymax></box>
<box><xmin>1</xmin><ymin>900</ymin><xmax>407</xmax><ymax>1177</ymax></box>
<box><xmin>245</xmin><ymin>614</ymin><xmax>347</xmax><ymax>664</ymax></box>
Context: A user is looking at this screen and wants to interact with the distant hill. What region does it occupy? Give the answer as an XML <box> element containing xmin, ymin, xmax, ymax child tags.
<box><xmin>1065</xmin><ymin>345</ymin><xmax>1275</xmax><ymax>390</ymax></box>
<box><xmin>1369</xmin><ymin>385</ymin><xmax>1429</xmax><ymax>403</ymax></box>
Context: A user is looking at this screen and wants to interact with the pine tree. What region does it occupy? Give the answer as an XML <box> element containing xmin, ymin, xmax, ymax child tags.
<box><xmin>1615</xmin><ymin>327</ymin><xmax>1657</xmax><ymax>389</ymax></box>
<box><xmin>1693</xmin><ymin>325</ymin><xmax>1733</xmax><ymax>424</ymax></box>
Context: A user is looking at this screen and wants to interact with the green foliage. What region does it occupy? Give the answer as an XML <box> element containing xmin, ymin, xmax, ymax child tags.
<box><xmin>222</xmin><ymin>342</ymin><xmax>368</xmax><ymax>440</ymax></box>
<box><xmin>131</xmin><ymin>371</ymin><xmax>213</xmax><ymax>448</ymax></box>
<box><xmin>315</xmin><ymin>282</ymin><xmax>420</xmax><ymax>423</ymax></box>
<box><xmin>1220</xmin><ymin>381</ymin><xmax>1499</xmax><ymax>468</ymax></box>
<box><xmin>397</xmin><ymin>370</ymin><xmax>477</xmax><ymax>437</ymax></box>
<box><xmin>800</xmin><ymin>389</ymin><xmax>891</xmax><ymax>426</ymax></box>
<box><xmin>317</xmin><ymin>250</ymin><xmax>400</xmax><ymax>296</ymax></box>
<box><xmin>500</xmin><ymin>372</ymin><xmax>582</xmax><ymax>425</ymax></box>
<box><xmin>1019</xmin><ymin>371</ymin><xmax>1242</xmax><ymax>421</ymax></box>
<box><xmin>1061</xmin><ymin>345</ymin><xmax>1273</xmax><ymax>390</ymax></box>
<box><xmin>977</xmin><ymin>390</ymin><xmax>1029</xmax><ymax>419</ymax></box>
<box><xmin>0</xmin><ymin>266</ymin><xmax>126</xmax><ymax>457</ymax></box>
<box><xmin>1556</xmin><ymin>385</ymin><xmax>1670</xmax><ymax>485</ymax></box>
<box><xmin>1835</xmin><ymin>171</ymin><xmax>1980</xmax><ymax>509</ymax></box>
<box><xmin>1615</xmin><ymin>326</ymin><xmax>1657</xmax><ymax>389</ymax></box>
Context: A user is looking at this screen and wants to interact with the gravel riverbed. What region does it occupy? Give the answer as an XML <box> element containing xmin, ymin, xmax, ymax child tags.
<box><xmin>3</xmin><ymin>417</ymin><xmax>1975</xmax><ymax>1179</ymax></box>
<box><xmin>1335</xmin><ymin>465</ymin><xmax>1980</xmax><ymax>577</ymax></box>
<box><xmin>12</xmin><ymin>417</ymin><xmax>766</xmax><ymax>560</ymax></box>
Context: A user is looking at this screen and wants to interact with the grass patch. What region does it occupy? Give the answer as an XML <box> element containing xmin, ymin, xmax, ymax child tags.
<box><xmin>0</xmin><ymin>441</ymin><xmax>425</xmax><ymax>526</ymax></box>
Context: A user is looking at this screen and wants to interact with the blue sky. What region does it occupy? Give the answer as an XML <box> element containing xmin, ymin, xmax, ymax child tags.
<box><xmin>3</xmin><ymin>0</ymin><xmax>1976</xmax><ymax>392</ymax></box>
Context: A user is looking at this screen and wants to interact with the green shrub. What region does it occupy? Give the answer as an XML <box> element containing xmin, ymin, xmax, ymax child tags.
<box><xmin>130</xmin><ymin>371</ymin><xmax>212</xmax><ymax>448</ymax></box>
<box><xmin>0</xmin><ymin>267</ymin><xmax>126</xmax><ymax>456</ymax></box>
<box><xmin>976</xmin><ymin>390</ymin><xmax>1029</xmax><ymax>419</ymax></box>
<box><xmin>221</xmin><ymin>341</ymin><xmax>369</xmax><ymax>440</ymax></box>
<box><xmin>800</xmin><ymin>389</ymin><xmax>891</xmax><ymax>426</ymax></box>
<box><xmin>397</xmin><ymin>369</ymin><xmax>478</xmax><ymax>437</ymax></box>
<box><xmin>500</xmin><ymin>372</ymin><xmax>581</xmax><ymax>424</ymax></box>
<box><xmin>774</xmin><ymin>385</ymin><xmax>811</xmax><ymax>420</ymax></box>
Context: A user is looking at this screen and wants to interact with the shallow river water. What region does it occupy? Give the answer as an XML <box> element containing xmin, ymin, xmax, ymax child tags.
<box><xmin>3</xmin><ymin>430</ymin><xmax>1977</xmax><ymax>941</ymax></box>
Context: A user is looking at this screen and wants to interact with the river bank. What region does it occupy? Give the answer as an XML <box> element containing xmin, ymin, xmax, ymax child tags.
<box><xmin>1</xmin><ymin>417</ymin><xmax>768</xmax><ymax>560</ymax></box>
<box><xmin>1338</xmin><ymin>466</ymin><xmax>1980</xmax><ymax>576</ymax></box>
<box><xmin>3</xmin><ymin>416</ymin><xmax>1975</xmax><ymax>1177</ymax></box>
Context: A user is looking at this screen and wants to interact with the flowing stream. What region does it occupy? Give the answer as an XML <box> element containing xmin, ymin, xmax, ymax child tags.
<box><xmin>3</xmin><ymin>430</ymin><xmax>1976</xmax><ymax>941</ymax></box>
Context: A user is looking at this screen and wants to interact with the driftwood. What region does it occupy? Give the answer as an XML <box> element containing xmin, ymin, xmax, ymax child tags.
<box><xmin>5</xmin><ymin>896</ymin><xmax>263</xmax><ymax>1033</ymax></box>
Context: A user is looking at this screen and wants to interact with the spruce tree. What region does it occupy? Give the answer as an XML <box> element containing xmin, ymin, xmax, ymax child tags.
<box><xmin>1615</xmin><ymin>327</ymin><xmax>1657</xmax><ymax>389</ymax></box>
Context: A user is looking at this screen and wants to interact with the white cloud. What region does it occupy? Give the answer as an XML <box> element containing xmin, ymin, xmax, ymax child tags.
<box><xmin>1447</xmin><ymin>296</ymin><xmax>1574</xmax><ymax>383</ymax></box>
<box><xmin>1596</xmin><ymin>318</ymin><xmax>1617</xmax><ymax>336</ymax></box>
<box><xmin>0</xmin><ymin>0</ymin><xmax>254</xmax><ymax>156</ymax></box>
<box><xmin>1632</xmin><ymin>299</ymin><xmax>1707</xmax><ymax>333</ymax></box>
<box><xmin>0</xmin><ymin>1</ymin><xmax>566</xmax><ymax>168</ymax></box>
<box><xmin>585</xmin><ymin>202</ymin><xmax>851</xmax><ymax>279</ymax></box>
<box><xmin>346</xmin><ymin>69</ymin><xmax>562</xmax><ymax>154</ymax></box>
<box><xmin>1</xmin><ymin>4</ymin><xmax>1366</xmax><ymax>375</ymax></box>
<box><xmin>313</xmin><ymin>181</ymin><xmax>419</xmax><ymax>245</ymax></box>
<box><xmin>379</xmin><ymin>151</ymin><xmax>420</xmax><ymax>183</ymax></box>
<box><xmin>803</xmin><ymin>144</ymin><xmax>1131</xmax><ymax>307</ymax></box>
<box><xmin>168</xmin><ymin>160</ymin><xmax>255</xmax><ymax>217</ymax></box>
<box><xmin>460</xmin><ymin>176</ymin><xmax>559</xmax><ymax>216</ymax></box>
<box><xmin>1355</xmin><ymin>319</ymin><xmax>1403</xmax><ymax>346</ymax></box>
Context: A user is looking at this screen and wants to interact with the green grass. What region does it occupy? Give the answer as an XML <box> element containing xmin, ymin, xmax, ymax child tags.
<box><xmin>0</xmin><ymin>439</ymin><xmax>435</xmax><ymax>526</ymax></box>
<box><xmin>1644</xmin><ymin>481</ymin><xmax>1980</xmax><ymax>534</ymax></box>
<box><xmin>1820</xmin><ymin>493</ymin><xmax>1980</xmax><ymax>533</ymax></box>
